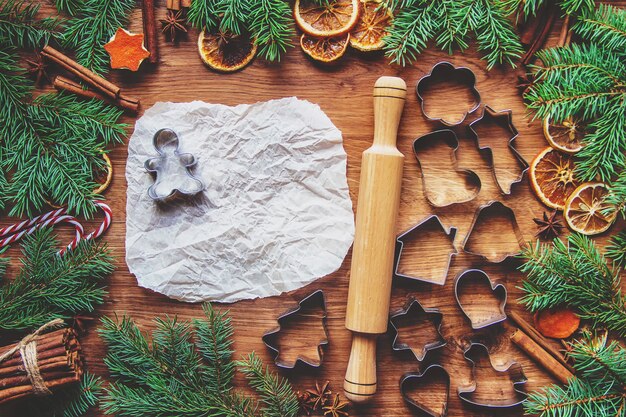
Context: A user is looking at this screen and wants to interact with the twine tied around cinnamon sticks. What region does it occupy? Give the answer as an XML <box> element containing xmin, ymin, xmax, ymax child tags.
<box><xmin>0</xmin><ymin>319</ymin><xmax>66</xmax><ymax>396</ymax></box>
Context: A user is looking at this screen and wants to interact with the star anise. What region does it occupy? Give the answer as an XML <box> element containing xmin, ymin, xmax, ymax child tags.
<box><xmin>297</xmin><ymin>391</ymin><xmax>315</xmax><ymax>416</ymax></box>
<box><xmin>25</xmin><ymin>52</ymin><xmax>50</xmax><ymax>86</ymax></box>
<box><xmin>534</xmin><ymin>210</ymin><xmax>564</xmax><ymax>240</ymax></box>
<box><xmin>305</xmin><ymin>380</ymin><xmax>332</xmax><ymax>411</ymax></box>
<box><xmin>322</xmin><ymin>394</ymin><xmax>349</xmax><ymax>417</ymax></box>
<box><xmin>160</xmin><ymin>9</ymin><xmax>187</xmax><ymax>42</ymax></box>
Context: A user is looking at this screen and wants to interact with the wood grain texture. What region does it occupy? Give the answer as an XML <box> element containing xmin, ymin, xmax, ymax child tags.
<box><xmin>2</xmin><ymin>2</ymin><xmax>624</xmax><ymax>416</ymax></box>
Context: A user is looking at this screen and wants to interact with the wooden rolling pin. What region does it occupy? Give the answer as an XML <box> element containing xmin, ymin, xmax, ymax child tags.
<box><xmin>344</xmin><ymin>76</ymin><xmax>406</xmax><ymax>402</ymax></box>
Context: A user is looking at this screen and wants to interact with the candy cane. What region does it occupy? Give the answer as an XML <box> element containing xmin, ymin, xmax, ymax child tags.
<box><xmin>0</xmin><ymin>208</ymin><xmax>66</xmax><ymax>237</ymax></box>
<box><xmin>0</xmin><ymin>214</ymin><xmax>84</xmax><ymax>250</ymax></box>
<box><xmin>66</xmin><ymin>202</ymin><xmax>113</xmax><ymax>250</ymax></box>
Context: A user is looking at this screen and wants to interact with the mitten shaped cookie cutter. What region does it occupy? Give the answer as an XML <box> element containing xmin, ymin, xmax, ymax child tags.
<box><xmin>454</xmin><ymin>269</ymin><xmax>507</xmax><ymax>329</ymax></box>
<box><xmin>262</xmin><ymin>290</ymin><xmax>329</xmax><ymax>369</ymax></box>
<box><xmin>394</xmin><ymin>215</ymin><xmax>458</xmax><ymax>285</ymax></box>
<box><xmin>468</xmin><ymin>106</ymin><xmax>529</xmax><ymax>195</ymax></box>
<box><xmin>413</xmin><ymin>130</ymin><xmax>481</xmax><ymax>207</ymax></box>
<box><xmin>462</xmin><ymin>201</ymin><xmax>525</xmax><ymax>263</ymax></box>
<box><xmin>390</xmin><ymin>298</ymin><xmax>446</xmax><ymax>362</ymax></box>
<box><xmin>145</xmin><ymin>128</ymin><xmax>204</xmax><ymax>202</ymax></box>
<box><xmin>416</xmin><ymin>62</ymin><xmax>481</xmax><ymax>126</ymax></box>
<box><xmin>400</xmin><ymin>364</ymin><xmax>450</xmax><ymax>417</ymax></box>
<box><xmin>458</xmin><ymin>343</ymin><xmax>528</xmax><ymax>408</ymax></box>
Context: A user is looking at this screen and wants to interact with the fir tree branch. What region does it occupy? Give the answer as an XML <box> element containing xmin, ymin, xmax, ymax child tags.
<box><xmin>607</xmin><ymin>230</ymin><xmax>626</xmax><ymax>267</ymax></box>
<box><xmin>25</xmin><ymin>372</ymin><xmax>102</xmax><ymax>417</ymax></box>
<box><xmin>0</xmin><ymin>228</ymin><xmax>112</xmax><ymax>331</ymax></box>
<box><xmin>238</xmin><ymin>353</ymin><xmax>299</xmax><ymax>417</ymax></box>
<box><xmin>61</xmin><ymin>0</ymin><xmax>136</xmax><ymax>75</ymax></box>
<box><xmin>518</xmin><ymin>234</ymin><xmax>626</xmax><ymax>336</ymax></box>
<box><xmin>567</xmin><ymin>332</ymin><xmax>626</xmax><ymax>389</ymax></box>
<box><xmin>574</xmin><ymin>4</ymin><xmax>626</xmax><ymax>57</ymax></box>
<box><xmin>0</xmin><ymin>0</ymin><xmax>61</xmax><ymax>49</ymax></box>
<box><xmin>187</xmin><ymin>0</ymin><xmax>223</xmax><ymax>32</ymax></box>
<box><xmin>248</xmin><ymin>0</ymin><xmax>294</xmax><ymax>62</ymax></box>
<box><xmin>384</xmin><ymin>1</ymin><xmax>439</xmax><ymax>66</ymax></box>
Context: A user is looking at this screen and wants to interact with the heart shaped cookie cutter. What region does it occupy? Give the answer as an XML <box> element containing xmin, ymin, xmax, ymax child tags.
<box><xmin>400</xmin><ymin>364</ymin><xmax>450</xmax><ymax>417</ymax></box>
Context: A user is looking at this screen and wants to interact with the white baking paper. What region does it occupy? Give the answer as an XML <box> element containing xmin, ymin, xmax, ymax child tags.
<box><xmin>125</xmin><ymin>98</ymin><xmax>355</xmax><ymax>303</ymax></box>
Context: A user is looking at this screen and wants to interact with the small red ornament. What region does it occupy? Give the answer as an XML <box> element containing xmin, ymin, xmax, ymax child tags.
<box><xmin>104</xmin><ymin>28</ymin><xmax>151</xmax><ymax>71</ymax></box>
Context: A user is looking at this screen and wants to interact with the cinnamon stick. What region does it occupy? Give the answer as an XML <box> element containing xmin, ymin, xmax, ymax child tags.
<box><xmin>54</xmin><ymin>76</ymin><xmax>140</xmax><ymax>113</ymax></box>
<box><xmin>142</xmin><ymin>0</ymin><xmax>159</xmax><ymax>64</ymax></box>
<box><xmin>41</xmin><ymin>46</ymin><xmax>120</xmax><ymax>99</ymax></box>
<box><xmin>181</xmin><ymin>0</ymin><xmax>191</xmax><ymax>7</ymax></box>
<box><xmin>511</xmin><ymin>329</ymin><xmax>575</xmax><ymax>384</ymax></box>
<box><xmin>508</xmin><ymin>310</ymin><xmax>574</xmax><ymax>372</ymax></box>
<box><xmin>0</xmin><ymin>374</ymin><xmax>81</xmax><ymax>404</ymax></box>
<box><xmin>521</xmin><ymin>1</ymin><xmax>558</xmax><ymax>66</ymax></box>
<box><xmin>557</xmin><ymin>15</ymin><xmax>572</xmax><ymax>47</ymax></box>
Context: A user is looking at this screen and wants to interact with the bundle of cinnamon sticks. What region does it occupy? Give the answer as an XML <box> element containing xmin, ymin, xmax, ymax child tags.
<box><xmin>0</xmin><ymin>328</ymin><xmax>82</xmax><ymax>405</ymax></box>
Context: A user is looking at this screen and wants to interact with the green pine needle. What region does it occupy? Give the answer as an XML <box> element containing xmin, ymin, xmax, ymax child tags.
<box><xmin>573</xmin><ymin>4</ymin><xmax>626</xmax><ymax>56</ymax></box>
<box><xmin>606</xmin><ymin>230</ymin><xmax>626</xmax><ymax>267</ymax></box>
<box><xmin>0</xmin><ymin>227</ymin><xmax>113</xmax><ymax>332</ymax></box>
<box><xmin>518</xmin><ymin>234</ymin><xmax>626</xmax><ymax>337</ymax></box>
<box><xmin>24</xmin><ymin>372</ymin><xmax>102</xmax><ymax>417</ymax></box>
<box><xmin>100</xmin><ymin>305</ymin><xmax>299</xmax><ymax>417</ymax></box>
<box><xmin>0</xmin><ymin>0</ymin><xmax>61</xmax><ymax>49</ymax></box>
<box><xmin>61</xmin><ymin>0</ymin><xmax>136</xmax><ymax>75</ymax></box>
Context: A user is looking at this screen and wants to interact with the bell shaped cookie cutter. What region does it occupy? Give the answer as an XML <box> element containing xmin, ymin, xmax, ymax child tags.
<box><xmin>454</xmin><ymin>269</ymin><xmax>507</xmax><ymax>329</ymax></box>
<box><xmin>145</xmin><ymin>128</ymin><xmax>204</xmax><ymax>202</ymax></box>
<box><xmin>394</xmin><ymin>215</ymin><xmax>458</xmax><ymax>285</ymax></box>
<box><xmin>462</xmin><ymin>201</ymin><xmax>526</xmax><ymax>263</ymax></box>
<box><xmin>416</xmin><ymin>62</ymin><xmax>481</xmax><ymax>126</ymax></box>
<box><xmin>262</xmin><ymin>290</ymin><xmax>329</xmax><ymax>369</ymax></box>
<box><xmin>390</xmin><ymin>298</ymin><xmax>446</xmax><ymax>362</ymax></box>
<box><xmin>413</xmin><ymin>130</ymin><xmax>481</xmax><ymax>207</ymax></box>
<box><xmin>468</xmin><ymin>106</ymin><xmax>529</xmax><ymax>195</ymax></box>
<box><xmin>458</xmin><ymin>342</ymin><xmax>528</xmax><ymax>408</ymax></box>
<box><xmin>400</xmin><ymin>364</ymin><xmax>450</xmax><ymax>417</ymax></box>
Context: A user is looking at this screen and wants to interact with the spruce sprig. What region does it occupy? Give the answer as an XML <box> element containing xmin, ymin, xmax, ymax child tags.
<box><xmin>573</xmin><ymin>4</ymin><xmax>626</xmax><ymax>56</ymax></box>
<box><xmin>61</xmin><ymin>0</ymin><xmax>136</xmax><ymax>75</ymax></box>
<box><xmin>384</xmin><ymin>0</ymin><xmax>523</xmax><ymax>69</ymax></box>
<box><xmin>187</xmin><ymin>0</ymin><xmax>294</xmax><ymax>62</ymax></box>
<box><xmin>498</xmin><ymin>0</ymin><xmax>594</xmax><ymax>19</ymax></box>
<box><xmin>606</xmin><ymin>230</ymin><xmax>626</xmax><ymax>267</ymax></box>
<box><xmin>518</xmin><ymin>234</ymin><xmax>626</xmax><ymax>337</ymax></box>
<box><xmin>524</xmin><ymin>332</ymin><xmax>626</xmax><ymax>417</ymax></box>
<box><xmin>0</xmin><ymin>228</ymin><xmax>113</xmax><ymax>332</ymax></box>
<box><xmin>100</xmin><ymin>304</ymin><xmax>299</xmax><ymax>417</ymax></box>
<box><xmin>24</xmin><ymin>372</ymin><xmax>102</xmax><ymax>417</ymax></box>
<box><xmin>0</xmin><ymin>0</ymin><xmax>61</xmax><ymax>49</ymax></box>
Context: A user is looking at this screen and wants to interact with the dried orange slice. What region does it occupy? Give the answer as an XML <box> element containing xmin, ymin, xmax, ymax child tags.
<box><xmin>530</xmin><ymin>147</ymin><xmax>581</xmax><ymax>210</ymax></box>
<box><xmin>197</xmin><ymin>29</ymin><xmax>257</xmax><ymax>72</ymax></box>
<box><xmin>300</xmin><ymin>33</ymin><xmax>349</xmax><ymax>63</ymax></box>
<box><xmin>543</xmin><ymin>116</ymin><xmax>586</xmax><ymax>154</ymax></box>
<box><xmin>564</xmin><ymin>182</ymin><xmax>617</xmax><ymax>235</ymax></box>
<box><xmin>294</xmin><ymin>0</ymin><xmax>361</xmax><ymax>38</ymax></box>
<box><xmin>94</xmin><ymin>153</ymin><xmax>113</xmax><ymax>195</ymax></box>
<box><xmin>349</xmin><ymin>0</ymin><xmax>392</xmax><ymax>51</ymax></box>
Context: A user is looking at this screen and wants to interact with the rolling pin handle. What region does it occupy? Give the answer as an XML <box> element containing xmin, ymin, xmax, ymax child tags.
<box><xmin>344</xmin><ymin>333</ymin><xmax>377</xmax><ymax>403</ymax></box>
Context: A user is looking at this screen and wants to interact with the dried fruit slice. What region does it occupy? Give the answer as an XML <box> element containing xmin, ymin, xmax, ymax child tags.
<box><xmin>94</xmin><ymin>153</ymin><xmax>113</xmax><ymax>195</ymax></box>
<box><xmin>530</xmin><ymin>147</ymin><xmax>581</xmax><ymax>210</ymax></box>
<box><xmin>197</xmin><ymin>30</ymin><xmax>257</xmax><ymax>72</ymax></box>
<box><xmin>104</xmin><ymin>28</ymin><xmax>151</xmax><ymax>71</ymax></box>
<box><xmin>300</xmin><ymin>33</ymin><xmax>349</xmax><ymax>63</ymax></box>
<box><xmin>543</xmin><ymin>116</ymin><xmax>586</xmax><ymax>154</ymax></box>
<box><xmin>564</xmin><ymin>182</ymin><xmax>617</xmax><ymax>235</ymax></box>
<box><xmin>294</xmin><ymin>0</ymin><xmax>361</xmax><ymax>38</ymax></box>
<box><xmin>534</xmin><ymin>308</ymin><xmax>580</xmax><ymax>339</ymax></box>
<box><xmin>349</xmin><ymin>0</ymin><xmax>392</xmax><ymax>51</ymax></box>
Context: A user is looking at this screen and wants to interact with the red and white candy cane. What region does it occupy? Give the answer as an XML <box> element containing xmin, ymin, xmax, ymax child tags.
<box><xmin>0</xmin><ymin>201</ymin><xmax>112</xmax><ymax>254</ymax></box>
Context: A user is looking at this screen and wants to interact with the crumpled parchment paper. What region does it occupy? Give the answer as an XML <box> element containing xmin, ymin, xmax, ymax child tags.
<box><xmin>125</xmin><ymin>98</ymin><xmax>355</xmax><ymax>303</ymax></box>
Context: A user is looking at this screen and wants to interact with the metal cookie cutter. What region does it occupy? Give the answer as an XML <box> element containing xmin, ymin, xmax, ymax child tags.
<box><xmin>400</xmin><ymin>364</ymin><xmax>450</xmax><ymax>417</ymax></box>
<box><xmin>468</xmin><ymin>106</ymin><xmax>529</xmax><ymax>195</ymax></box>
<box><xmin>413</xmin><ymin>130</ymin><xmax>481</xmax><ymax>207</ymax></box>
<box><xmin>416</xmin><ymin>62</ymin><xmax>481</xmax><ymax>126</ymax></box>
<box><xmin>462</xmin><ymin>201</ymin><xmax>525</xmax><ymax>263</ymax></box>
<box><xmin>145</xmin><ymin>128</ymin><xmax>204</xmax><ymax>202</ymax></box>
<box><xmin>454</xmin><ymin>269</ymin><xmax>507</xmax><ymax>329</ymax></box>
<box><xmin>390</xmin><ymin>298</ymin><xmax>446</xmax><ymax>362</ymax></box>
<box><xmin>394</xmin><ymin>215</ymin><xmax>458</xmax><ymax>285</ymax></box>
<box><xmin>458</xmin><ymin>343</ymin><xmax>528</xmax><ymax>408</ymax></box>
<box><xmin>262</xmin><ymin>290</ymin><xmax>329</xmax><ymax>369</ymax></box>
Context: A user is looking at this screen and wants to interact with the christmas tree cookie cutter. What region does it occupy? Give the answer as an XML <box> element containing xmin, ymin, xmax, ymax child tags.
<box><xmin>400</xmin><ymin>364</ymin><xmax>451</xmax><ymax>417</ymax></box>
<box><xmin>416</xmin><ymin>61</ymin><xmax>481</xmax><ymax>126</ymax></box>
<box><xmin>262</xmin><ymin>290</ymin><xmax>329</xmax><ymax>369</ymax></box>
<box><xmin>394</xmin><ymin>215</ymin><xmax>458</xmax><ymax>285</ymax></box>
<box><xmin>144</xmin><ymin>128</ymin><xmax>204</xmax><ymax>202</ymax></box>
<box><xmin>468</xmin><ymin>106</ymin><xmax>529</xmax><ymax>195</ymax></box>
<box><xmin>462</xmin><ymin>201</ymin><xmax>526</xmax><ymax>263</ymax></box>
<box><xmin>390</xmin><ymin>298</ymin><xmax>446</xmax><ymax>362</ymax></box>
<box><xmin>454</xmin><ymin>269</ymin><xmax>508</xmax><ymax>329</ymax></box>
<box><xmin>413</xmin><ymin>129</ymin><xmax>481</xmax><ymax>207</ymax></box>
<box><xmin>458</xmin><ymin>342</ymin><xmax>528</xmax><ymax>408</ymax></box>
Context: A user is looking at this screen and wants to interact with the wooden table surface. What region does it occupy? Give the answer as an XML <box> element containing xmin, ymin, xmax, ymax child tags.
<box><xmin>3</xmin><ymin>3</ymin><xmax>616</xmax><ymax>417</ymax></box>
